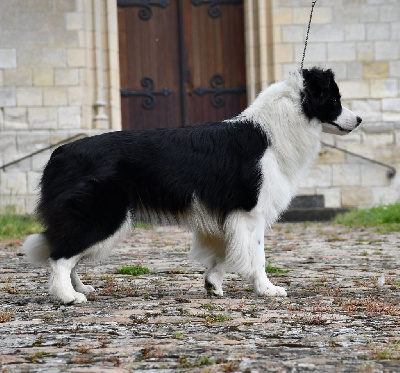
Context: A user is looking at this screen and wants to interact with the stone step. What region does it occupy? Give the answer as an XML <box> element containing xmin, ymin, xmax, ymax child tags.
<box><xmin>288</xmin><ymin>195</ymin><xmax>325</xmax><ymax>209</ymax></box>
<box><xmin>279</xmin><ymin>195</ymin><xmax>350</xmax><ymax>222</ymax></box>
<box><xmin>280</xmin><ymin>207</ymin><xmax>350</xmax><ymax>222</ymax></box>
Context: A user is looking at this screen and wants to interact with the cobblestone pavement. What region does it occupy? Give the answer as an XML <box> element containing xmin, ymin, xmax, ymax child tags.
<box><xmin>1</xmin><ymin>223</ymin><xmax>399</xmax><ymax>372</ymax></box>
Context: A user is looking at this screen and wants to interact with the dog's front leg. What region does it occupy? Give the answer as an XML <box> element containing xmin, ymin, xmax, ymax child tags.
<box><xmin>225</xmin><ymin>213</ymin><xmax>287</xmax><ymax>297</ymax></box>
<box><xmin>249</xmin><ymin>219</ymin><xmax>287</xmax><ymax>297</ymax></box>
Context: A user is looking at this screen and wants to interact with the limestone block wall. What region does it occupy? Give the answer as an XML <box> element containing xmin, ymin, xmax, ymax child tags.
<box><xmin>0</xmin><ymin>0</ymin><xmax>120</xmax><ymax>213</ymax></box>
<box><xmin>246</xmin><ymin>0</ymin><xmax>400</xmax><ymax>208</ymax></box>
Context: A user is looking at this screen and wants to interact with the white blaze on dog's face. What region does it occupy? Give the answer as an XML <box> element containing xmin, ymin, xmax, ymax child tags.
<box><xmin>321</xmin><ymin>106</ymin><xmax>362</xmax><ymax>135</ymax></box>
<box><xmin>301</xmin><ymin>68</ymin><xmax>362</xmax><ymax>136</ymax></box>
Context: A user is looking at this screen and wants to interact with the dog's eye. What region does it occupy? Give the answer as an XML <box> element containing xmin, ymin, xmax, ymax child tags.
<box><xmin>332</xmin><ymin>98</ymin><xmax>340</xmax><ymax>105</ymax></box>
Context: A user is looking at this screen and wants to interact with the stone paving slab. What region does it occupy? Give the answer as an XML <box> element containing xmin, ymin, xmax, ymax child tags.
<box><xmin>0</xmin><ymin>223</ymin><xmax>399</xmax><ymax>372</ymax></box>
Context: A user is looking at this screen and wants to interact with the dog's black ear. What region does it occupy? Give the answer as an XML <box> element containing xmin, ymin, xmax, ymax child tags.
<box><xmin>303</xmin><ymin>68</ymin><xmax>334</xmax><ymax>96</ymax></box>
<box><xmin>301</xmin><ymin>68</ymin><xmax>336</xmax><ymax>120</ymax></box>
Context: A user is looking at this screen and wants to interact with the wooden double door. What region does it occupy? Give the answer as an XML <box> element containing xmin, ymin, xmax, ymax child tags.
<box><xmin>118</xmin><ymin>0</ymin><xmax>246</xmax><ymax>130</ymax></box>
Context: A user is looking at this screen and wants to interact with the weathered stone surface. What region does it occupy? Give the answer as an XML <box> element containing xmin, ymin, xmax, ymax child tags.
<box><xmin>0</xmin><ymin>224</ymin><xmax>399</xmax><ymax>372</ymax></box>
<box><xmin>363</xmin><ymin>62</ymin><xmax>389</xmax><ymax>79</ymax></box>
<box><xmin>0</xmin><ymin>88</ymin><xmax>16</xmax><ymax>107</ymax></box>
<box><xmin>33</xmin><ymin>69</ymin><xmax>54</xmax><ymax>86</ymax></box>
<box><xmin>4</xmin><ymin>108</ymin><xmax>28</xmax><ymax>130</ymax></box>
<box><xmin>341</xmin><ymin>186</ymin><xmax>373</xmax><ymax>207</ymax></box>
<box><xmin>0</xmin><ymin>49</ymin><xmax>17</xmax><ymax>68</ymax></box>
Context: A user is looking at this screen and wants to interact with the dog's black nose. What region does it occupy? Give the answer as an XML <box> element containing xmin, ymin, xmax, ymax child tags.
<box><xmin>357</xmin><ymin>116</ymin><xmax>362</xmax><ymax>124</ymax></box>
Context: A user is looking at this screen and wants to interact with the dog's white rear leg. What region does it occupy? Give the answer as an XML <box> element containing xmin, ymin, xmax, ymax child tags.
<box><xmin>250</xmin><ymin>219</ymin><xmax>287</xmax><ymax>297</ymax></box>
<box><xmin>204</xmin><ymin>261</ymin><xmax>226</xmax><ymax>296</ymax></box>
<box><xmin>49</xmin><ymin>257</ymin><xmax>87</xmax><ymax>304</ymax></box>
<box><xmin>191</xmin><ymin>232</ymin><xmax>226</xmax><ymax>296</ymax></box>
<box><xmin>71</xmin><ymin>267</ymin><xmax>95</xmax><ymax>295</ymax></box>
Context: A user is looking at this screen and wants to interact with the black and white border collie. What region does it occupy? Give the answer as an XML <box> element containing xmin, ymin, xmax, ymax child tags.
<box><xmin>23</xmin><ymin>68</ymin><xmax>361</xmax><ymax>304</ymax></box>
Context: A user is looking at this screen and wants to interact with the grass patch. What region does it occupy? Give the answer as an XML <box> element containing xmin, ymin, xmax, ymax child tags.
<box><xmin>368</xmin><ymin>339</ymin><xmax>400</xmax><ymax>360</ymax></box>
<box><xmin>201</xmin><ymin>303</ymin><xmax>226</xmax><ymax>311</ymax></box>
<box><xmin>334</xmin><ymin>202</ymin><xmax>400</xmax><ymax>232</ymax></box>
<box><xmin>0</xmin><ymin>212</ymin><xmax>42</xmax><ymax>241</ymax></box>
<box><xmin>265</xmin><ymin>261</ymin><xmax>290</xmax><ymax>274</ymax></box>
<box><xmin>115</xmin><ymin>265</ymin><xmax>150</xmax><ymax>276</ymax></box>
<box><xmin>27</xmin><ymin>351</ymin><xmax>57</xmax><ymax>363</ymax></box>
<box><xmin>199</xmin><ymin>313</ymin><xmax>232</xmax><ymax>323</ymax></box>
<box><xmin>179</xmin><ymin>355</ymin><xmax>216</xmax><ymax>369</ymax></box>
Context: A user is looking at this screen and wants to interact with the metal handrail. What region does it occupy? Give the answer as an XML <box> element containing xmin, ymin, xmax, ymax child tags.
<box><xmin>321</xmin><ymin>141</ymin><xmax>396</xmax><ymax>179</ymax></box>
<box><xmin>0</xmin><ymin>133</ymin><xmax>88</xmax><ymax>171</ymax></box>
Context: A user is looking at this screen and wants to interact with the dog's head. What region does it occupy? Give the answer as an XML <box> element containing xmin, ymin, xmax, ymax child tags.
<box><xmin>301</xmin><ymin>68</ymin><xmax>362</xmax><ymax>135</ymax></box>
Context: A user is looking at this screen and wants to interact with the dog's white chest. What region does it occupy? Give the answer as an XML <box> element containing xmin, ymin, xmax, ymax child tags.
<box><xmin>252</xmin><ymin>149</ymin><xmax>293</xmax><ymax>226</ymax></box>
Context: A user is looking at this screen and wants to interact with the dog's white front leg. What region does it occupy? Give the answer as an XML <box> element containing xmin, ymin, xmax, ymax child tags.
<box><xmin>250</xmin><ymin>220</ymin><xmax>287</xmax><ymax>297</ymax></box>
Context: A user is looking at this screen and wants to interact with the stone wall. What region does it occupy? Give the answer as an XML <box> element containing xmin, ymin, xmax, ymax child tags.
<box><xmin>266</xmin><ymin>0</ymin><xmax>400</xmax><ymax>207</ymax></box>
<box><xmin>0</xmin><ymin>0</ymin><xmax>120</xmax><ymax>213</ymax></box>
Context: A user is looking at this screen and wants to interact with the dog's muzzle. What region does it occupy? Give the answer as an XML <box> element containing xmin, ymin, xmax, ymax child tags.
<box><xmin>328</xmin><ymin>116</ymin><xmax>362</xmax><ymax>133</ymax></box>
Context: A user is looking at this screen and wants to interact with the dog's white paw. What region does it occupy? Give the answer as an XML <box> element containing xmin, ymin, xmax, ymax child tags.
<box><xmin>72</xmin><ymin>292</ymin><xmax>88</xmax><ymax>303</ymax></box>
<box><xmin>254</xmin><ymin>277</ymin><xmax>287</xmax><ymax>297</ymax></box>
<box><xmin>74</xmin><ymin>284</ymin><xmax>96</xmax><ymax>295</ymax></box>
<box><xmin>205</xmin><ymin>279</ymin><xmax>224</xmax><ymax>297</ymax></box>
<box><xmin>271</xmin><ymin>285</ymin><xmax>287</xmax><ymax>297</ymax></box>
<box><xmin>51</xmin><ymin>289</ymin><xmax>88</xmax><ymax>304</ymax></box>
<box><xmin>213</xmin><ymin>286</ymin><xmax>224</xmax><ymax>297</ymax></box>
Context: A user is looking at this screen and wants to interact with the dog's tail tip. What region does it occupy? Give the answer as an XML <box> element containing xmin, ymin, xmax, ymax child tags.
<box><xmin>22</xmin><ymin>233</ymin><xmax>51</xmax><ymax>266</ymax></box>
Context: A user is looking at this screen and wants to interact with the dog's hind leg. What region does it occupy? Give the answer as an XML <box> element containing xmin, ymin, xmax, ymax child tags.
<box><xmin>49</xmin><ymin>256</ymin><xmax>87</xmax><ymax>304</ymax></box>
<box><xmin>204</xmin><ymin>262</ymin><xmax>226</xmax><ymax>296</ymax></box>
<box><xmin>69</xmin><ymin>217</ymin><xmax>131</xmax><ymax>296</ymax></box>
<box><xmin>191</xmin><ymin>232</ymin><xmax>226</xmax><ymax>296</ymax></box>
<box><xmin>71</xmin><ymin>267</ymin><xmax>95</xmax><ymax>295</ymax></box>
<box><xmin>47</xmin><ymin>214</ymin><xmax>131</xmax><ymax>303</ymax></box>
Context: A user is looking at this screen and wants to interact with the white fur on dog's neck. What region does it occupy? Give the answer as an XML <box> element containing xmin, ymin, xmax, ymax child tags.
<box><xmin>235</xmin><ymin>71</ymin><xmax>322</xmax><ymax>195</ymax></box>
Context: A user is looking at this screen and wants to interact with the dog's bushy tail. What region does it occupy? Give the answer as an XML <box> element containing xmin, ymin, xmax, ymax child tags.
<box><xmin>23</xmin><ymin>233</ymin><xmax>52</xmax><ymax>266</ymax></box>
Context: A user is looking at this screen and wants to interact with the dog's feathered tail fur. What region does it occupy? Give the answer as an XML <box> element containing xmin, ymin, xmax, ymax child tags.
<box><xmin>23</xmin><ymin>233</ymin><xmax>51</xmax><ymax>266</ymax></box>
